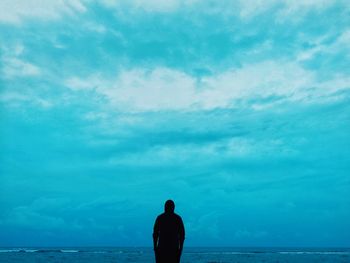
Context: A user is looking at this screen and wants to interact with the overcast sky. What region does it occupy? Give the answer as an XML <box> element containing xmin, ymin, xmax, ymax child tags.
<box><xmin>0</xmin><ymin>0</ymin><xmax>350</xmax><ymax>247</ymax></box>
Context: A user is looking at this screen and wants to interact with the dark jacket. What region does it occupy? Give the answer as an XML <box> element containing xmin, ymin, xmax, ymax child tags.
<box><xmin>153</xmin><ymin>212</ymin><xmax>185</xmax><ymax>263</ymax></box>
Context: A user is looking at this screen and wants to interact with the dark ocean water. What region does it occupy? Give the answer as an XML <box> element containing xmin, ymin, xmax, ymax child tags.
<box><xmin>1</xmin><ymin>247</ymin><xmax>349</xmax><ymax>262</ymax></box>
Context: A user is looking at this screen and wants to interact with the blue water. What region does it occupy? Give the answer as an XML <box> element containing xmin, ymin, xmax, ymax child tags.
<box><xmin>0</xmin><ymin>247</ymin><xmax>349</xmax><ymax>262</ymax></box>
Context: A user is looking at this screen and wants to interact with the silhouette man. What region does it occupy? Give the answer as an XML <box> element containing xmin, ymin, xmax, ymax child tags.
<box><xmin>153</xmin><ymin>200</ymin><xmax>185</xmax><ymax>263</ymax></box>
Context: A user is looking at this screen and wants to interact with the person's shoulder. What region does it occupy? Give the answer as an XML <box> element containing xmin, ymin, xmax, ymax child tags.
<box><xmin>157</xmin><ymin>213</ymin><xmax>166</xmax><ymax>219</ymax></box>
<box><xmin>174</xmin><ymin>213</ymin><xmax>183</xmax><ymax>220</ymax></box>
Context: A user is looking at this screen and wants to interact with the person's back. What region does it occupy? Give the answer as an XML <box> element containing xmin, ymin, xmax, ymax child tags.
<box><xmin>153</xmin><ymin>200</ymin><xmax>185</xmax><ymax>263</ymax></box>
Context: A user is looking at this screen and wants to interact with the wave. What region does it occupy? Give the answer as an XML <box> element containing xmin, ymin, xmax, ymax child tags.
<box><xmin>278</xmin><ymin>251</ymin><xmax>350</xmax><ymax>255</ymax></box>
<box><xmin>0</xmin><ymin>249</ymin><xmax>79</xmax><ymax>253</ymax></box>
<box><xmin>0</xmin><ymin>249</ymin><xmax>38</xmax><ymax>253</ymax></box>
<box><xmin>186</xmin><ymin>251</ymin><xmax>350</xmax><ymax>255</ymax></box>
<box><xmin>0</xmin><ymin>249</ymin><xmax>126</xmax><ymax>254</ymax></box>
<box><xmin>0</xmin><ymin>248</ymin><xmax>349</xmax><ymax>255</ymax></box>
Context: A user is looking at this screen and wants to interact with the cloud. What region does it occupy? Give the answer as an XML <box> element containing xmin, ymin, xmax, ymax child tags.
<box><xmin>2</xmin><ymin>206</ymin><xmax>65</xmax><ymax>230</ymax></box>
<box><xmin>65</xmin><ymin>67</ymin><xmax>197</xmax><ymax>111</ymax></box>
<box><xmin>105</xmin><ymin>136</ymin><xmax>299</xmax><ymax>170</ymax></box>
<box><xmin>2</xmin><ymin>58</ymin><xmax>41</xmax><ymax>78</ymax></box>
<box><xmin>101</xmin><ymin>0</ymin><xmax>199</xmax><ymax>13</ymax></box>
<box><xmin>1</xmin><ymin>0</ymin><xmax>347</xmax><ymax>26</ymax></box>
<box><xmin>238</xmin><ymin>0</ymin><xmax>344</xmax><ymax>21</ymax></box>
<box><xmin>0</xmin><ymin>0</ymin><xmax>86</xmax><ymax>24</ymax></box>
<box><xmin>1</xmin><ymin>0</ymin><xmax>349</xmax><ymax>247</ymax></box>
<box><xmin>64</xmin><ymin>62</ymin><xmax>350</xmax><ymax>112</ymax></box>
<box><xmin>99</xmin><ymin>0</ymin><xmax>348</xmax><ymax>22</ymax></box>
<box><xmin>0</xmin><ymin>92</ymin><xmax>53</xmax><ymax>108</ymax></box>
<box><xmin>1</xmin><ymin>42</ymin><xmax>42</xmax><ymax>79</ymax></box>
<box><xmin>297</xmin><ymin>30</ymin><xmax>350</xmax><ymax>62</ymax></box>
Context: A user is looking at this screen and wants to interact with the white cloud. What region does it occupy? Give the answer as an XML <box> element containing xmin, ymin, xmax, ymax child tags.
<box><xmin>278</xmin><ymin>0</ymin><xmax>336</xmax><ymax>16</ymax></box>
<box><xmin>0</xmin><ymin>0</ymin><xmax>86</xmax><ymax>24</ymax></box>
<box><xmin>2</xmin><ymin>58</ymin><xmax>41</xmax><ymax>78</ymax></box>
<box><xmin>108</xmin><ymin>68</ymin><xmax>197</xmax><ymax>110</ymax></box>
<box><xmin>1</xmin><ymin>43</ymin><xmax>41</xmax><ymax>78</ymax></box>
<box><xmin>0</xmin><ymin>0</ymin><xmax>346</xmax><ymax>24</ymax></box>
<box><xmin>99</xmin><ymin>0</ymin><xmax>343</xmax><ymax>17</ymax></box>
<box><xmin>239</xmin><ymin>0</ymin><xmax>340</xmax><ymax>20</ymax></box>
<box><xmin>65</xmin><ymin>75</ymin><xmax>102</xmax><ymax>91</ymax></box>
<box><xmin>101</xmin><ymin>0</ymin><xmax>199</xmax><ymax>13</ymax></box>
<box><xmin>238</xmin><ymin>0</ymin><xmax>278</xmax><ymax>18</ymax></box>
<box><xmin>297</xmin><ymin>30</ymin><xmax>350</xmax><ymax>62</ymax></box>
<box><xmin>65</xmin><ymin>61</ymin><xmax>350</xmax><ymax>112</ymax></box>
<box><xmin>198</xmin><ymin>61</ymin><xmax>314</xmax><ymax>108</ymax></box>
<box><xmin>84</xmin><ymin>22</ymin><xmax>107</xmax><ymax>33</ymax></box>
<box><xmin>106</xmin><ymin>136</ymin><xmax>299</xmax><ymax>168</ymax></box>
<box><xmin>0</xmin><ymin>91</ymin><xmax>53</xmax><ymax>108</ymax></box>
<box><xmin>66</xmin><ymin>67</ymin><xmax>197</xmax><ymax>110</ymax></box>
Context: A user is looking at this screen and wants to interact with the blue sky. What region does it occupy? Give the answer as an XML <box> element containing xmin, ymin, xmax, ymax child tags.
<box><xmin>0</xmin><ymin>0</ymin><xmax>349</xmax><ymax>247</ymax></box>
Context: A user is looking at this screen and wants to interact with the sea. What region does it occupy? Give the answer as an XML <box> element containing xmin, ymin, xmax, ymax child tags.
<box><xmin>0</xmin><ymin>247</ymin><xmax>349</xmax><ymax>262</ymax></box>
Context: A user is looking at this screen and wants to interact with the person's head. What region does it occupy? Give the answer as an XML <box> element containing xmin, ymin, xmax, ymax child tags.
<box><xmin>164</xmin><ymin>199</ymin><xmax>175</xmax><ymax>213</ymax></box>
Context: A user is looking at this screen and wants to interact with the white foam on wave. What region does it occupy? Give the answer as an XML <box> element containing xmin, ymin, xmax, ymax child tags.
<box><xmin>187</xmin><ymin>252</ymin><xmax>253</xmax><ymax>255</ymax></box>
<box><xmin>0</xmin><ymin>249</ymin><xmax>38</xmax><ymax>253</ymax></box>
<box><xmin>0</xmin><ymin>249</ymin><xmax>20</xmax><ymax>253</ymax></box>
<box><xmin>278</xmin><ymin>251</ymin><xmax>350</xmax><ymax>255</ymax></box>
<box><xmin>186</xmin><ymin>251</ymin><xmax>350</xmax><ymax>256</ymax></box>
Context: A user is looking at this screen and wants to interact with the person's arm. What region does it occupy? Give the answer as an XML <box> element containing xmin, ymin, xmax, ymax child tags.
<box><xmin>153</xmin><ymin>216</ymin><xmax>160</xmax><ymax>251</ymax></box>
<box><xmin>178</xmin><ymin>217</ymin><xmax>185</xmax><ymax>253</ymax></box>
